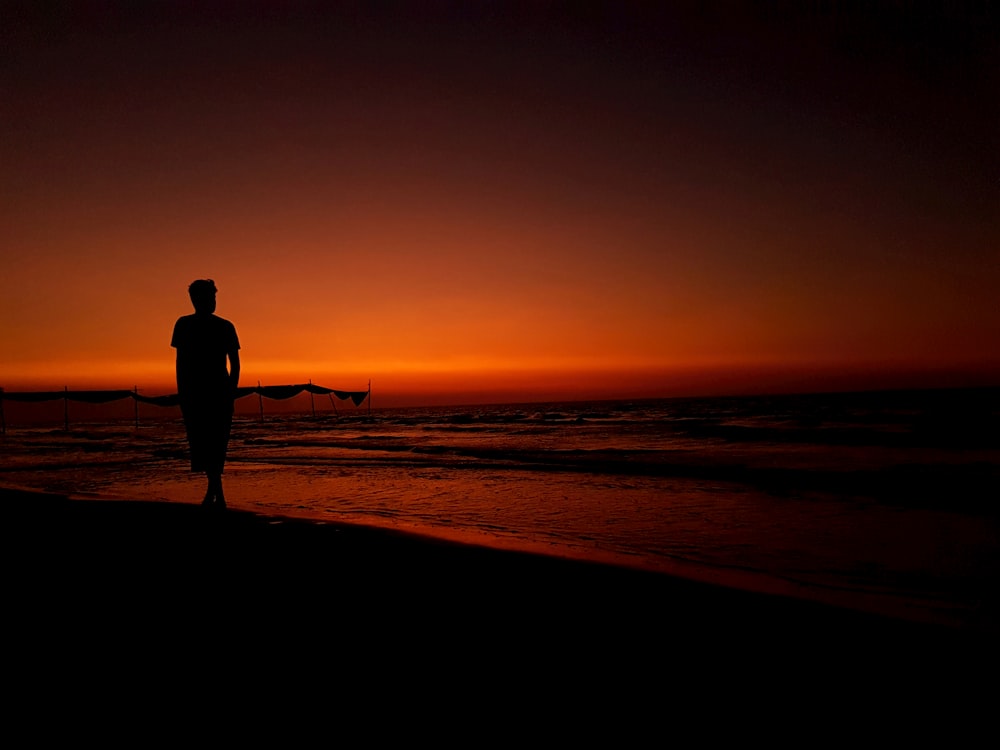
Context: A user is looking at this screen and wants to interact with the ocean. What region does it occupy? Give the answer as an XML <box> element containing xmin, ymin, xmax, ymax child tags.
<box><xmin>2</xmin><ymin>387</ymin><xmax>998</xmax><ymax>631</ymax></box>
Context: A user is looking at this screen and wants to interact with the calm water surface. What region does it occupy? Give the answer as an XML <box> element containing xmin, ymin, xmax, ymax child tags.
<box><xmin>3</xmin><ymin>389</ymin><xmax>998</xmax><ymax>630</ymax></box>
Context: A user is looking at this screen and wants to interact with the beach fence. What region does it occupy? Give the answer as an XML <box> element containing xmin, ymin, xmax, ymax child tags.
<box><xmin>0</xmin><ymin>381</ymin><xmax>370</xmax><ymax>433</ymax></box>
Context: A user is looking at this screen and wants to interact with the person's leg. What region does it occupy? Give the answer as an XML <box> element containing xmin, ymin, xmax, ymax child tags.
<box><xmin>213</xmin><ymin>472</ymin><xmax>226</xmax><ymax>509</ymax></box>
<box><xmin>202</xmin><ymin>480</ymin><xmax>214</xmax><ymax>506</ymax></box>
<box><xmin>207</xmin><ymin>399</ymin><xmax>232</xmax><ymax>509</ymax></box>
<box><xmin>206</xmin><ymin>471</ymin><xmax>224</xmax><ymax>509</ymax></box>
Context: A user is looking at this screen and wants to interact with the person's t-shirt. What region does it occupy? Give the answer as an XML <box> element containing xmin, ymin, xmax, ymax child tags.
<box><xmin>171</xmin><ymin>313</ymin><xmax>240</xmax><ymax>396</ymax></box>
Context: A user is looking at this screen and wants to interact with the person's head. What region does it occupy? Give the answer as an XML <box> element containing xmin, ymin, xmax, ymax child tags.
<box><xmin>188</xmin><ymin>279</ymin><xmax>217</xmax><ymax>314</ymax></box>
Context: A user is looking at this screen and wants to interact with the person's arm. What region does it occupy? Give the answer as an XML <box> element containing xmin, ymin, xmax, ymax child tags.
<box><xmin>228</xmin><ymin>349</ymin><xmax>241</xmax><ymax>394</ymax></box>
<box><xmin>171</xmin><ymin>319</ymin><xmax>184</xmax><ymax>392</ymax></box>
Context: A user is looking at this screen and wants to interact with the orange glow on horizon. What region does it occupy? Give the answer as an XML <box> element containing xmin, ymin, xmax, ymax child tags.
<box><xmin>4</xmin><ymin>354</ymin><xmax>999</xmax><ymax>411</ymax></box>
<box><xmin>2</xmin><ymin>6</ymin><xmax>997</xmax><ymax>407</ymax></box>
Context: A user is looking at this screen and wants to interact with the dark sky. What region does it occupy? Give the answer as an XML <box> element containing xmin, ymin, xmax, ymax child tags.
<box><xmin>2</xmin><ymin>2</ymin><xmax>998</xmax><ymax>401</ymax></box>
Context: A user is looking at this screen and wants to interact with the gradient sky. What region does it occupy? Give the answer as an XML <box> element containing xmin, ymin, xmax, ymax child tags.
<box><xmin>3</xmin><ymin>3</ymin><xmax>998</xmax><ymax>406</ymax></box>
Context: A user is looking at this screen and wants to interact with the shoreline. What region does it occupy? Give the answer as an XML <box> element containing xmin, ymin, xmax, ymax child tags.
<box><xmin>6</xmin><ymin>484</ymin><xmax>994</xmax><ymax>636</ymax></box>
<box><xmin>9</xmin><ymin>474</ymin><xmax>990</xmax><ymax>632</ymax></box>
<box><xmin>6</xmin><ymin>483</ymin><xmax>1000</xmax><ymax>710</ymax></box>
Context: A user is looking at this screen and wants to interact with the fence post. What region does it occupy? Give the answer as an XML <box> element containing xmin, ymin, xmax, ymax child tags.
<box><xmin>64</xmin><ymin>386</ymin><xmax>69</xmax><ymax>431</ymax></box>
<box><xmin>0</xmin><ymin>387</ymin><xmax>5</xmax><ymax>435</ymax></box>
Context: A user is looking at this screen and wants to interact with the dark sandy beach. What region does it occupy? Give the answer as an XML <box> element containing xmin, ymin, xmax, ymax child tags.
<box><xmin>4</xmin><ymin>485</ymin><xmax>996</xmax><ymax>729</ymax></box>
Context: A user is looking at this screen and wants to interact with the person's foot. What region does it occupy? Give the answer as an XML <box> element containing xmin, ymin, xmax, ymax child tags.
<box><xmin>206</xmin><ymin>475</ymin><xmax>224</xmax><ymax>508</ymax></box>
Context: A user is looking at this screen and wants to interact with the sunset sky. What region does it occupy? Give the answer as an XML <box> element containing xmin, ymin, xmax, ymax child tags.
<box><xmin>3</xmin><ymin>3</ymin><xmax>998</xmax><ymax>406</ymax></box>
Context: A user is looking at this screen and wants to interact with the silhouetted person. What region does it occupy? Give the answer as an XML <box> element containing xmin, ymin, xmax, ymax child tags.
<box><xmin>171</xmin><ymin>279</ymin><xmax>241</xmax><ymax>509</ymax></box>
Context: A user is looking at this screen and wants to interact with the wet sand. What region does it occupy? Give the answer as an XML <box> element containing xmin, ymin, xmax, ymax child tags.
<box><xmin>3</xmin><ymin>485</ymin><xmax>995</xmax><ymax>720</ymax></box>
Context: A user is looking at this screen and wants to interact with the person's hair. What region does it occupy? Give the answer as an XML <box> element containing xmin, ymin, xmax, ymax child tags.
<box><xmin>188</xmin><ymin>279</ymin><xmax>217</xmax><ymax>298</ymax></box>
